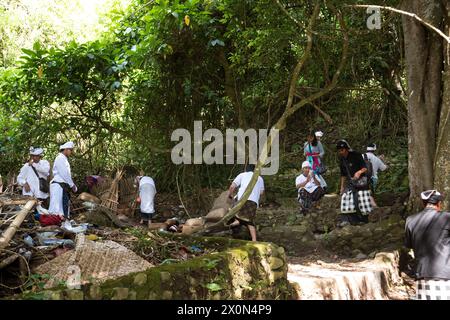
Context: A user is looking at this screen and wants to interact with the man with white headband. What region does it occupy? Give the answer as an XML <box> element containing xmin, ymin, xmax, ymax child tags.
<box><xmin>135</xmin><ymin>175</ymin><xmax>157</xmax><ymax>228</ymax></box>
<box><xmin>405</xmin><ymin>190</ymin><xmax>450</xmax><ymax>300</ymax></box>
<box><xmin>48</xmin><ymin>141</ymin><xmax>77</xmax><ymax>218</ymax></box>
<box><xmin>17</xmin><ymin>147</ymin><xmax>51</xmax><ymax>208</ymax></box>
<box><xmin>295</xmin><ymin>160</ymin><xmax>325</xmax><ymax>214</ymax></box>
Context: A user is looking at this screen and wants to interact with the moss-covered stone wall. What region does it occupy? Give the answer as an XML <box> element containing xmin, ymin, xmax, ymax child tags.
<box><xmin>25</xmin><ymin>240</ymin><xmax>296</xmax><ymax>300</ymax></box>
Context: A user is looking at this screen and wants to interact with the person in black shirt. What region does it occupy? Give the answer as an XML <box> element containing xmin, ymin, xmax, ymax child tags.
<box><xmin>405</xmin><ymin>190</ymin><xmax>450</xmax><ymax>300</ymax></box>
<box><xmin>336</xmin><ymin>140</ymin><xmax>372</xmax><ymax>226</ymax></box>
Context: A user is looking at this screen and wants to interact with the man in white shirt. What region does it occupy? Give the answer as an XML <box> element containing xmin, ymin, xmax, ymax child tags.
<box><xmin>365</xmin><ymin>143</ymin><xmax>388</xmax><ymax>207</ymax></box>
<box><xmin>136</xmin><ymin>175</ymin><xmax>157</xmax><ymax>228</ymax></box>
<box><xmin>17</xmin><ymin>147</ymin><xmax>51</xmax><ymax>208</ymax></box>
<box><xmin>48</xmin><ymin>141</ymin><xmax>77</xmax><ymax>218</ymax></box>
<box><xmin>227</xmin><ymin>164</ymin><xmax>265</xmax><ymax>241</ymax></box>
<box><xmin>295</xmin><ymin>161</ymin><xmax>325</xmax><ymax>214</ymax></box>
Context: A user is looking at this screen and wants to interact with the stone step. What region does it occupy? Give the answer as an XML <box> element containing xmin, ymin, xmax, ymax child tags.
<box><xmin>287</xmin><ymin>252</ymin><xmax>411</xmax><ymax>300</ymax></box>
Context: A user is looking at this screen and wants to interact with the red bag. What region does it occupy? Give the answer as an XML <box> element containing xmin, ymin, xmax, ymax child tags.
<box><xmin>39</xmin><ymin>214</ymin><xmax>64</xmax><ymax>226</ymax></box>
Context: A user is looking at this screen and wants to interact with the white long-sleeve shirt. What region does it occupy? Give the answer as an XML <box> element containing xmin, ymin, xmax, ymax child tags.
<box><xmin>139</xmin><ymin>176</ymin><xmax>156</xmax><ymax>214</ymax></box>
<box><xmin>51</xmin><ymin>153</ymin><xmax>76</xmax><ymax>190</ymax></box>
<box><xmin>365</xmin><ymin>152</ymin><xmax>388</xmax><ymax>179</ymax></box>
<box><xmin>17</xmin><ymin>160</ymin><xmax>50</xmax><ymax>199</ymax></box>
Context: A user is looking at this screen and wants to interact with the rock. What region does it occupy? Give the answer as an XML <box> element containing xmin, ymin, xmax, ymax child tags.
<box><xmin>368</xmin><ymin>251</ymin><xmax>377</xmax><ymax>259</ymax></box>
<box><xmin>112</xmin><ymin>287</ymin><xmax>129</xmax><ymax>300</ymax></box>
<box><xmin>211</xmin><ymin>292</ymin><xmax>222</xmax><ymax>300</ymax></box>
<box><xmin>148</xmin><ymin>292</ymin><xmax>158</xmax><ymax>300</ymax></box>
<box><xmin>89</xmin><ymin>285</ymin><xmax>102</xmax><ymax>299</ymax></box>
<box><xmin>355</xmin><ymin>253</ymin><xmax>368</xmax><ymax>260</ymax></box>
<box><xmin>50</xmin><ymin>291</ymin><xmax>63</xmax><ymax>300</ymax></box>
<box><xmin>160</xmin><ymin>271</ymin><xmax>171</xmax><ymax>282</ymax></box>
<box><xmin>133</xmin><ymin>273</ymin><xmax>147</xmax><ymax>286</ymax></box>
<box><xmin>277</xmin><ymin>246</ymin><xmax>285</xmax><ymax>256</ymax></box>
<box><xmin>128</xmin><ymin>290</ymin><xmax>137</xmax><ymax>300</ymax></box>
<box><xmin>189</xmin><ymin>277</ymin><xmax>197</xmax><ymax>286</ymax></box>
<box><xmin>162</xmin><ymin>290</ymin><xmax>173</xmax><ymax>300</ymax></box>
<box><xmin>269</xmin><ymin>257</ymin><xmax>285</xmax><ymax>270</ymax></box>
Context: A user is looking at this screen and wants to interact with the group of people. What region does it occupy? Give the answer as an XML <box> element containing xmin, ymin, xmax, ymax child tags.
<box><xmin>295</xmin><ymin>131</ymin><xmax>388</xmax><ymax>226</ymax></box>
<box><xmin>13</xmin><ymin>138</ymin><xmax>450</xmax><ymax>299</ymax></box>
<box><xmin>17</xmin><ymin>142</ymin><xmax>76</xmax><ymax>218</ymax></box>
<box><xmin>16</xmin><ymin>133</ymin><xmax>388</xmax><ymax>241</ymax></box>
<box><xmin>16</xmin><ymin>142</ymin><xmax>157</xmax><ymax>228</ymax></box>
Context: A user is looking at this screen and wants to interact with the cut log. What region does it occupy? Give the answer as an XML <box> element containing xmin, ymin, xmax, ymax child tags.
<box><xmin>181</xmin><ymin>224</ymin><xmax>203</xmax><ymax>235</ymax></box>
<box><xmin>184</xmin><ymin>217</ymin><xmax>205</xmax><ymax>227</ymax></box>
<box><xmin>205</xmin><ymin>207</ymin><xmax>227</xmax><ymax>222</ymax></box>
<box><xmin>148</xmin><ymin>222</ymin><xmax>168</xmax><ymax>231</ymax></box>
<box><xmin>77</xmin><ymin>192</ymin><xmax>101</xmax><ymax>204</ymax></box>
<box><xmin>211</xmin><ymin>191</ymin><xmax>233</xmax><ymax>210</ymax></box>
<box><xmin>0</xmin><ymin>199</ymin><xmax>36</xmax><ymax>249</ymax></box>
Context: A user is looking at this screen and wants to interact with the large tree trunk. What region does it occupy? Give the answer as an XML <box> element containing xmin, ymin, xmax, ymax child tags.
<box><xmin>434</xmin><ymin>1</ymin><xmax>450</xmax><ymax>209</ymax></box>
<box><xmin>402</xmin><ymin>0</ymin><xmax>444</xmax><ymax>211</ymax></box>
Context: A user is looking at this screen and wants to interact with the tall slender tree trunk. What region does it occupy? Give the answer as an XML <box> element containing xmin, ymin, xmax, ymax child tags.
<box><xmin>402</xmin><ymin>0</ymin><xmax>444</xmax><ymax>211</ymax></box>
<box><xmin>434</xmin><ymin>1</ymin><xmax>450</xmax><ymax>209</ymax></box>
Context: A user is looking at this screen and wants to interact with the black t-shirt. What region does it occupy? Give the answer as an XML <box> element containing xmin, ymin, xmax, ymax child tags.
<box><xmin>405</xmin><ymin>208</ymin><xmax>450</xmax><ymax>280</ymax></box>
<box><xmin>339</xmin><ymin>150</ymin><xmax>367</xmax><ymax>178</ymax></box>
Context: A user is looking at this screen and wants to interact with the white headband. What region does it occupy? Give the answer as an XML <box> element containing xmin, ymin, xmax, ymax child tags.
<box><xmin>59</xmin><ymin>141</ymin><xmax>74</xmax><ymax>150</ymax></box>
<box><xmin>302</xmin><ymin>161</ymin><xmax>311</xmax><ymax>169</ymax></box>
<box><xmin>29</xmin><ymin>147</ymin><xmax>44</xmax><ymax>156</ymax></box>
<box><xmin>420</xmin><ymin>190</ymin><xmax>441</xmax><ymax>200</ymax></box>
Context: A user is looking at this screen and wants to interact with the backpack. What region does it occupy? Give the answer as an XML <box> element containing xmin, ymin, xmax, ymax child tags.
<box><xmin>363</xmin><ymin>153</ymin><xmax>373</xmax><ymax>178</ymax></box>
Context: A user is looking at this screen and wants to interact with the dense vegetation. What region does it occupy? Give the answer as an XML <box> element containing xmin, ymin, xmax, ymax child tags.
<box><xmin>0</xmin><ymin>0</ymin><xmax>408</xmax><ymax>206</ymax></box>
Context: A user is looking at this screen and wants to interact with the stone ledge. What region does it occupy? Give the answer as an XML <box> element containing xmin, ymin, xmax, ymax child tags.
<box><xmin>22</xmin><ymin>239</ymin><xmax>296</xmax><ymax>300</ymax></box>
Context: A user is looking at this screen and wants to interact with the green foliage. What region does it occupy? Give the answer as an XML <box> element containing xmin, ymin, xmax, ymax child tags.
<box><xmin>205</xmin><ymin>282</ymin><xmax>223</xmax><ymax>292</ymax></box>
<box><xmin>0</xmin><ymin>0</ymin><xmax>408</xmax><ymax>201</ymax></box>
<box><xmin>203</xmin><ymin>258</ymin><xmax>220</xmax><ymax>270</ymax></box>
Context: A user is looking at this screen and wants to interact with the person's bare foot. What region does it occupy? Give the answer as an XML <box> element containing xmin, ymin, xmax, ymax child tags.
<box><xmin>139</xmin><ymin>219</ymin><xmax>144</xmax><ymax>225</ymax></box>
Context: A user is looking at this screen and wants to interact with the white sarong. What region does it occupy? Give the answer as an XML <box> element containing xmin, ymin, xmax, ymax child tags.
<box><xmin>48</xmin><ymin>183</ymin><xmax>67</xmax><ymax>217</ymax></box>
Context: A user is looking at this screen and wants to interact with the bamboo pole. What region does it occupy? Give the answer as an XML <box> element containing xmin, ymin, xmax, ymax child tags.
<box><xmin>0</xmin><ymin>199</ymin><xmax>32</xmax><ymax>207</ymax></box>
<box><xmin>0</xmin><ymin>199</ymin><xmax>36</xmax><ymax>249</ymax></box>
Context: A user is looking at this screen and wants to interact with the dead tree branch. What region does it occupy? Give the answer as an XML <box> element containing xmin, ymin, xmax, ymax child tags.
<box><xmin>346</xmin><ymin>4</ymin><xmax>450</xmax><ymax>43</ymax></box>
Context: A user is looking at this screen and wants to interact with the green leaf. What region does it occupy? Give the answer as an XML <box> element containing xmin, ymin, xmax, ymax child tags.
<box><xmin>205</xmin><ymin>282</ymin><xmax>223</xmax><ymax>292</ymax></box>
<box><xmin>21</xmin><ymin>49</ymin><xmax>36</xmax><ymax>57</ymax></box>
